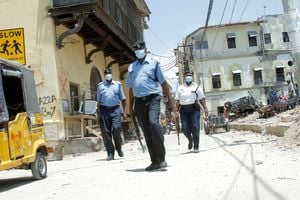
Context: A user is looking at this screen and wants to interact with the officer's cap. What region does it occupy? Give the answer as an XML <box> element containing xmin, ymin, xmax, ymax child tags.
<box><xmin>184</xmin><ymin>70</ymin><xmax>193</xmax><ymax>75</ymax></box>
<box><xmin>104</xmin><ymin>68</ymin><xmax>112</xmax><ymax>74</ymax></box>
<box><xmin>133</xmin><ymin>40</ymin><xmax>146</xmax><ymax>50</ymax></box>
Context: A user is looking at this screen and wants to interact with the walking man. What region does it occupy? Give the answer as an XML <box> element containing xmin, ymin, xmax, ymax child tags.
<box><xmin>126</xmin><ymin>40</ymin><xmax>174</xmax><ymax>171</ymax></box>
<box><xmin>97</xmin><ymin>68</ymin><xmax>126</xmax><ymax>161</ymax></box>
<box><xmin>175</xmin><ymin>70</ymin><xmax>208</xmax><ymax>153</ymax></box>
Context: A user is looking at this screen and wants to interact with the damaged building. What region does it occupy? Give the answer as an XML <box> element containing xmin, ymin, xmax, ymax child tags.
<box><xmin>176</xmin><ymin>14</ymin><xmax>295</xmax><ymax>114</ymax></box>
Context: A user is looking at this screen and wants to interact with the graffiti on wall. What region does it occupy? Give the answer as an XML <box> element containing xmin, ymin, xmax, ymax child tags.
<box><xmin>59</xmin><ymin>68</ymin><xmax>69</xmax><ymax>96</ymax></box>
<box><xmin>39</xmin><ymin>95</ymin><xmax>57</xmax><ymax>118</ymax></box>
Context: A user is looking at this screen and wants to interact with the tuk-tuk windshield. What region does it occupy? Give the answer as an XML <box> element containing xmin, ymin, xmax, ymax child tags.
<box><xmin>0</xmin><ymin>74</ymin><xmax>9</xmax><ymax>127</ymax></box>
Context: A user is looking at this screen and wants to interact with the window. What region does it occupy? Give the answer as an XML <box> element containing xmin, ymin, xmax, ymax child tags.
<box><xmin>116</xmin><ymin>6</ymin><xmax>122</xmax><ymax>27</ymax></box>
<box><xmin>227</xmin><ymin>33</ymin><xmax>236</xmax><ymax>49</ymax></box>
<box><xmin>264</xmin><ymin>33</ymin><xmax>272</xmax><ymax>44</ymax></box>
<box><xmin>276</xmin><ymin>67</ymin><xmax>285</xmax><ymax>82</ymax></box>
<box><xmin>70</xmin><ymin>83</ymin><xmax>80</xmax><ymax>113</ymax></box>
<box><xmin>232</xmin><ymin>70</ymin><xmax>242</xmax><ymax>86</ymax></box>
<box><xmin>184</xmin><ymin>65</ymin><xmax>190</xmax><ymax>73</ymax></box>
<box><xmin>248</xmin><ymin>31</ymin><xmax>258</xmax><ymax>47</ymax></box>
<box><xmin>195</xmin><ymin>41</ymin><xmax>209</xmax><ymax>49</ymax></box>
<box><xmin>212</xmin><ymin>74</ymin><xmax>221</xmax><ymax>89</ymax></box>
<box><xmin>217</xmin><ymin>106</ymin><xmax>224</xmax><ymax>115</ymax></box>
<box><xmin>253</xmin><ymin>69</ymin><xmax>263</xmax><ymax>85</ymax></box>
<box><xmin>282</xmin><ymin>32</ymin><xmax>290</xmax><ymax>42</ymax></box>
<box><xmin>2</xmin><ymin>75</ymin><xmax>26</xmax><ymax>121</ymax></box>
<box><xmin>103</xmin><ymin>0</ymin><xmax>110</xmax><ymax>13</ymax></box>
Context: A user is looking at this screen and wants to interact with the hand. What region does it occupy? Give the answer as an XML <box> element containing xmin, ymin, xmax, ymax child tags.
<box><xmin>167</xmin><ymin>98</ymin><xmax>174</xmax><ymax>112</ymax></box>
<box><xmin>121</xmin><ymin>113</ymin><xmax>127</xmax><ymax>121</ymax></box>
<box><xmin>203</xmin><ymin>108</ymin><xmax>208</xmax><ymax>121</ymax></box>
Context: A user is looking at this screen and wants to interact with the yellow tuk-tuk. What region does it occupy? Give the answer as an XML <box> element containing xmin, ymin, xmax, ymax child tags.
<box><xmin>0</xmin><ymin>58</ymin><xmax>50</xmax><ymax>179</ymax></box>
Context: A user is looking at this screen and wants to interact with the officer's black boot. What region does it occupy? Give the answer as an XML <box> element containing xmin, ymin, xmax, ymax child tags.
<box><xmin>106</xmin><ymin>153</ymin><xmax>114</xmax><ymax>161</ymax></box>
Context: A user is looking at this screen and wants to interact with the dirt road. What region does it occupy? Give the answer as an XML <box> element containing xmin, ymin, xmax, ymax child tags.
<box><xmin>1</xmin><ymin>131</ymin><xmax>300</xmax><ymax>200</ymax></box>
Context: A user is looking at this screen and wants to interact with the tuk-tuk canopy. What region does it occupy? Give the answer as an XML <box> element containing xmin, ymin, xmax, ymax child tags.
<box><xmin>0</xmin><ymin>58</ymin><xmax>40</xmax><ymax>114</ymax></box>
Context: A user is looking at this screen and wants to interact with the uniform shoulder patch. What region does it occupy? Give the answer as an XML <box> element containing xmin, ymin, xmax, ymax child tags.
<box><xmin>98</xmin><ymin>82</ymin><xmax>103</xmax><ymax>86</ymax></box>
<box><xmin>128</xmin><ymin>63</ymin><xmax>134</xmax><ymax>72</ymax></box>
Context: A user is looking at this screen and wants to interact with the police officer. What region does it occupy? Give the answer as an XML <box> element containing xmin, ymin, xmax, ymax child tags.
<box><xmin>97</xmin><ymin>68</ymin><xmax>126</xmax><ymax>161</ymax></box>
<box><xmin>126</xmin><ymin>40</ymin><xmax>174</xmax><ymax>171</ymax></box>
<box><xmin>175</xmin><ymin>70</ymin><xmax>208</xmax><ymax>153</ymax></box>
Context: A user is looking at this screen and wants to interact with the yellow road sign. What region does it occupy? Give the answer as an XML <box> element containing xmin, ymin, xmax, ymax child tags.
<box><xmin>0</xmin><ymin>28</ymin><xmax>26</xmax><ymax>65</ymax></box>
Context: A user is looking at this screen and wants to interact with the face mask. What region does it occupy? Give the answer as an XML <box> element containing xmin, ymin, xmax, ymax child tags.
<box><xmin>105</xmin><ymin>74</ymin><xmax>112</xmax><ymax>81</ymax></box>
<box><xmin>135</xmin><ymin>49</ymin><xmax>146</xmax><ymax>59</ymax></box>
<box><xmin>185</xmin><ymin>76</ymin><xmax>193</xmax><ymax>84</ymax></box>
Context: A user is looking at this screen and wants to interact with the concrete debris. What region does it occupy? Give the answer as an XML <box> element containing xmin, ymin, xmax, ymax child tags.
<box><xmin>230</xmin><ymin>106</ymin><xmax>300</xmax><ymax>147</ymax></box>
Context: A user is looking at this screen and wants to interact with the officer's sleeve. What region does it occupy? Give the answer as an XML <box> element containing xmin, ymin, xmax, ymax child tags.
<box><xmin>126</xmin><ymin>64</ymin><xmax>133</xmax><ymax>88</ymax></box>
<box><xmin>155</xmin><ymin>61</ymin><xmax>166</xmax><ymax>84</ymax></box>
<box><xmin>197</xmin><ymin>87</ymin><xmax>206</xmax><ymax>100</ymax></box>
<box><xmin>118</xmin><ymin>83</ymin><xmax>126</xmax><ymax>100</ymax></box>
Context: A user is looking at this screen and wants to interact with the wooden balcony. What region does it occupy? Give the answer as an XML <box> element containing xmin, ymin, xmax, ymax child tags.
<box><xmin>49</xmin><ymin>0</ymin><xmax>150</xmax><ymax>66</ymax></box>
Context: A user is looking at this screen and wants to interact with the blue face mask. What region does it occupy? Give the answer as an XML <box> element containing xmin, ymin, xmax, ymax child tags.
<box><xmin>185</xmin><ymin>76</ymin><xmax>193</xmax><ymax>84</ymax></box>
<box><xmin>105</xmin><ymin>74</ymin><xmax>112</xmax><ymax>81</ymax></box>
<box><xmin>134</xmin><ymin>49</ymin><xmax>146</xmax><ymax>59</ymax></box>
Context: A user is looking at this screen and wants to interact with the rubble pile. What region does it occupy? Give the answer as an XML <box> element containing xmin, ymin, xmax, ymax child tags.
<box><xmin>232</xmin><ymin>106</ymin><xmax>300</xmax><ymax>147</ymax></box>
<box><xmin>278</xmin><ymin>108</ymin><xmax>300</xmax><ymax>147</ymax></box>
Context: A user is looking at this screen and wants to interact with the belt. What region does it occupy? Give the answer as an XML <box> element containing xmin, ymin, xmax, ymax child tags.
<box><xmin>181</xmin><ymin>103</ymin><xmax>196</xmax><ymax>108</ymax></box>
<box><xmin>135</xmin><ymin>93</ymin><xmax>159</xmax><ymax>101</ymax></box>
<box><xmin>100</xmin><ymin>105</ymin><xmax>119</xmax><ymax>110</ymax></box>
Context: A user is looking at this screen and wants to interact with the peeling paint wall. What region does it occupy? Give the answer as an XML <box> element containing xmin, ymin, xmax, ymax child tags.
<box><xmin>0</xmin><ymin>0</ymin><xmax>127</xmax><ymax>142</ymax></box>
<box><xmin>261</xmin><ymin>15</ymin><xmax>292</xmax><ymax>51</ymax></box>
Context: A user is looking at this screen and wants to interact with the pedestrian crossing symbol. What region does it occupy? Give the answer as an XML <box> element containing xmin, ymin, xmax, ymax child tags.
<box><xmin>0</xmin><ymin>28</ymin><xmax>26</xmax><ymax>65</ymax></box>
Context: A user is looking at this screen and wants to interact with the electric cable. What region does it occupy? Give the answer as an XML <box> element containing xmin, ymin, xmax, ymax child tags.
<box><xmin>162</xmin><ymin>65</ymin><xmax>176</xmax><ymax>72</ymax></box>
<box><xmin>148</xmin><ymin>27</ymin><xmax>173</xmax><ymax>52</ymax></box>
<box><xmin>222</xmin><ymin>0</ymin><xmax>238</xmax><ymax>49</ymax></box>
<box><xmin>197</xmin><ymin>0</ymin><xmax>229</xmax><ymax>75</ymax></box>
<box><xmin>229</xmin><ymin>0</ymin><xmax>238</xmax><ymax>23</ymax></box>
<box><xmin>149</xmin><ymin>52</ymin><xmax>175</xmax><ymax>58</ymax></box>
<box><xmin>210</xmin><ymin>0</ymin><xmax>229</xmax><ymax>51</ymax></box>
<box><xmin>161</xmin><ymin>60</ymin><xmax>176</xmax><ymax>69</ymax></box>
<box><xmin>239</xmin><ymin>0</ymin><xmax>250</xmax><ymax>22</ymax></box>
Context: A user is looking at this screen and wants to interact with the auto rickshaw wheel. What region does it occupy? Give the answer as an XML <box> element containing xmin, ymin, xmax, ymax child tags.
<box><xmin>31</xmin><ymin>152</ymin><xmax>47</xmax><ymax>180</ymax></box>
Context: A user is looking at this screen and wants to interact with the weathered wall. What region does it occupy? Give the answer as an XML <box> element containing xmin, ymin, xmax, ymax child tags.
<box><xmin>188</xmin><ymin>15</ymin><xmax>293</xmax><ymax>113</ymax></box>
<box><xmin>0</xmin><ymin>0</ymin><xmax>125</xmax><ymax>141</ymax></box>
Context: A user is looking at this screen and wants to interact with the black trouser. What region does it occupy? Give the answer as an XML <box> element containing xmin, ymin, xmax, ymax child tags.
<box><xmin>179</xmin><ymin>103</ymin><xmax>201</xmax><ymax>149</ymax></box>
<box><xmin>135</xmin><ymin>94</ymin><xmax>166</xmax><ymax>164</ymax></box>
<box><xmin>99</xmin><ymin>105</ymin><xmax>122</xmax><ymax>155</ymax></box>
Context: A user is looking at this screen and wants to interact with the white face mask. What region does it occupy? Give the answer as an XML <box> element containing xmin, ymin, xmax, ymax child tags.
<box><xmin>134</xmin><ymin>49</ymin><xmax>146</xmax><ymax>59</ymax></box>
<box><xmin>185</xmin><ymin>76</ymin><xmax>193</xmax><ymax>84</ymax></box>
<box><xmin>105</xmin><ymin>74</ymin><xmax>112</xmax><ymax>81</ymax></box>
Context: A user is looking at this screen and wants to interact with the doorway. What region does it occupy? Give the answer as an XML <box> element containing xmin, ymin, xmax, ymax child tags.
<box><xmin>90</xmin><ymin>67</ymin><xmax>102</xmax><ymax>100</ymax></box>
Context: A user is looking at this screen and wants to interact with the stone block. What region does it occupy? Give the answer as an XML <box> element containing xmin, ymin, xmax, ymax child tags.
<box><xmin>280</xmin><ymin>115</ymin><xmax>293</xmax><ymax>123</ymax></box>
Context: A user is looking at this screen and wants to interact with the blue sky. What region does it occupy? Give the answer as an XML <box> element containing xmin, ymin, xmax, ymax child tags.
<box><xmin>143</xmin><ymin>0</ymin><xmax>284</xmax><ymax>80</ymax></box>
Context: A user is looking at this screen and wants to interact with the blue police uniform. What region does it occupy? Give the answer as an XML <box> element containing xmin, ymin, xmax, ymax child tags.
<box><xmin>126</xmin><ymin>56</ymin><xmax>167</xmax><ymax>166</ymax></box>
<box><xmin>97</xmin><ymin>80</ymin><xmax>126</xmax><ymax>158</ymax></box>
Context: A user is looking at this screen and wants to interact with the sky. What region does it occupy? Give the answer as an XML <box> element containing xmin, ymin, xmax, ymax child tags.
<box><xmin>143</xmin><ymin>0</ymin><xmax>284</xmax><ymax>81</ymax></box>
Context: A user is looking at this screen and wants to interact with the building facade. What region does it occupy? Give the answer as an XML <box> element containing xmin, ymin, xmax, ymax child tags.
<box><xmin>177</xmin><ymin>15</ymin><xmax>294</xmax><ymax>114</ymax></box>
<box><xmin>0</xmin><ymin>0</ymin><xmax>150</xmax><ymax>158</ymax></box>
